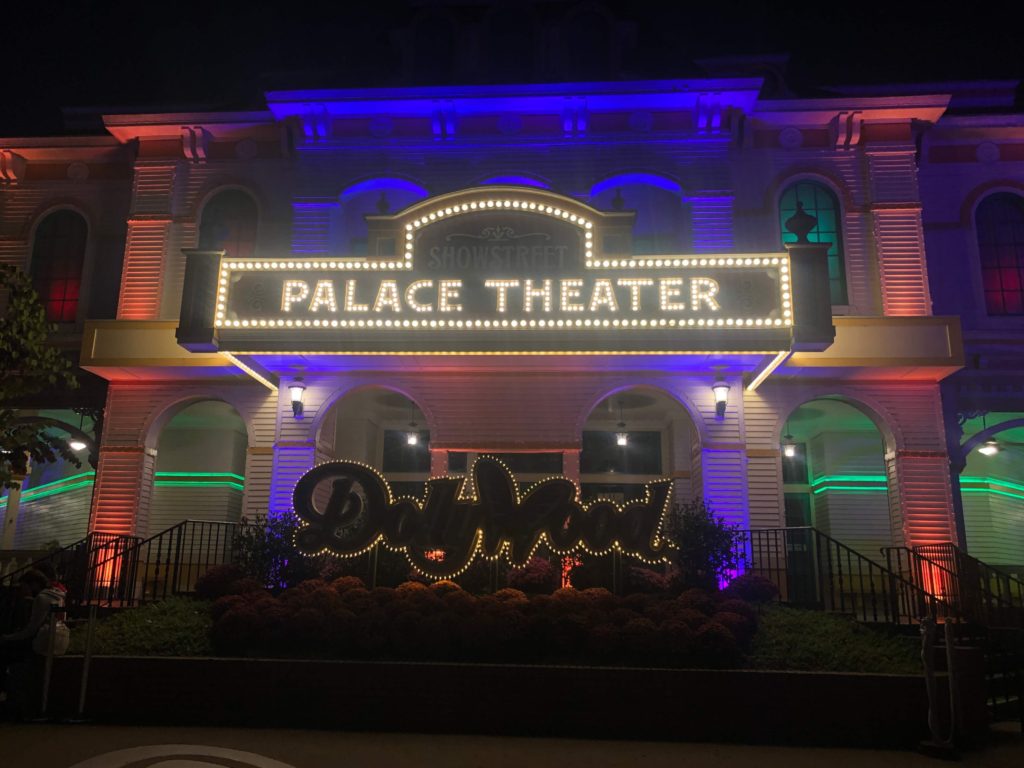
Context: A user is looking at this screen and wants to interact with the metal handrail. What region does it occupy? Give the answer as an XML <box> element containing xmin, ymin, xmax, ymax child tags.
<box><xmin>84</xmin><ymin>519</ymin><xmax>241</xmax><ymax>607</ymax></box>
<box><xmin>740</xmin><ymin>527</ymin><xmax>956</xmax><ymax>625</ymax></box>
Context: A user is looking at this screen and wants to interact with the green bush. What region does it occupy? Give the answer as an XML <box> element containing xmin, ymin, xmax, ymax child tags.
<box><xmin>68</xmin><ymin>597</ymin><xmax>214</xmax><ymax>657</ymax></box>
<box><xmin>747</xmin><ymin>605</ymin><xmax>919</xmax><ymax>674</ymax></box>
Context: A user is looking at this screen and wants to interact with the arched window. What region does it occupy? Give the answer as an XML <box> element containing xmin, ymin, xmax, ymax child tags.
<box><xmin>590</xmin><ymin>175</ymin><xmax>688</xmax><ymax>254</ymax></box>
<box><xmin>198</xmin><ymin>189</ymin><xmax>258</xmax><ymax>259</ymax></box>
<box><xmin>976</xmin><ymin>192</ymin><xmax>1024</xmax><ymax>315</ymax></box>
<box><xmin>31</xmin><ymin>209</ymin><xmax>88</xmax><ymax>323</ymax></box>
<box><xmin>779</xmin><ymin>181</ymin><xmax>848</xmax><ymax>305</ymax></box>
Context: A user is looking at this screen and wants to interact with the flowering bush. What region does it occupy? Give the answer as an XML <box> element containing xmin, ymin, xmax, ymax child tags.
<box><xmin>723</xmin><ymin>573</ymin><xmax>780</xmax><ymax>604</ymax></box>
<box><xmin>209</xmin><ymin>579</ymin><xmax>760</xmax><ymax>668</ymax></box>
<box><xmin>506</xmin><ymin>557</ymin><xmax>560</xmax><ymax>594</ymax></box>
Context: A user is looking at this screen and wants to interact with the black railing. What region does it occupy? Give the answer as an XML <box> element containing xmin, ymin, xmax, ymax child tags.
<box><xmin>914</xmin><ymin>542</ymin><xmax>1024</xmax><ymax>628</ymax></box>
<box><xmin>0</xmin><ymin>533</ymin><xmax>140</xmax><ymax>602</ymax></box>
<box><xmin>740</xmin><ymin>527</ymin><xmax>955</xmax><ymax>625</ymax></box>
<box><xmin>83</xmin><ymin>520</ymin><xmax>240</xmax><ymax>608</ymax></box>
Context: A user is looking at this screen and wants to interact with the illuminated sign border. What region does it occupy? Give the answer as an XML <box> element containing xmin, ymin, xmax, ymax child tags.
<box><xmin>214</xmin><ymin>254</ymin><xmax>793</xmax><ymax>331</ymax></box>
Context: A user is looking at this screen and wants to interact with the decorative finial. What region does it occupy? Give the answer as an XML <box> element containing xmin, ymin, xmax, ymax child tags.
<box><xmin>611</xmin><ymin>188</ymin><xmax>625</xmax><ymax>211</ymax></box>
<box><xmin>376</xmin><ymin>192</ymin><xmax>390</xmax><ymax>214</ymax></box>
<box><xmin>784</xmin><ymin>201</ymin><xmax>817</xmax><ymax>244</ymax></box>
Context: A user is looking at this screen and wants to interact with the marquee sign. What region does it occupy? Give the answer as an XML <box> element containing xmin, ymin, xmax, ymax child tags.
<box><xmin>292</xmin><ymin>456</ymin><xmax>673</xmax><ymax>580</ymax></box>
<box><xmin>178</xmin><ymin>189</ymin><xmax>805</xmax><ymax>354</ymax></box>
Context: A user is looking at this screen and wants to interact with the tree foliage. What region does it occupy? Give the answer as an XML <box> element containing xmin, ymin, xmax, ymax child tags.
<box><xmin>0</xmin><ymin>265</ymin><xmax>80</xmax><ymax>488</ymax></box>
<box><xmin>662</xmin><ymin>498</ymin><xmax>745</xmax><ymax>591</ymax></box>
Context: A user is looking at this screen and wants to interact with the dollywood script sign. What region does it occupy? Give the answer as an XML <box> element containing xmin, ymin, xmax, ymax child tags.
<box><xmin>292</xmin><ymin>456</ymin><xmax>674</xmax><ymax>579</ymax></box>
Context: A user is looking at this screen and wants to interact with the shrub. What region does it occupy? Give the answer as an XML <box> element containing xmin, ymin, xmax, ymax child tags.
<box><xmin>677</xmin><ymin>588</ymin><xmax>716</xmax><ymax>615</ymax></box>
<box><xmin>626</xmin><ymin>566</ymin><xmax>670</xmax><ymax>594</ymax></box>
<box><xmin>69</xmin><ymin>596</ymin><xmax>214</xmax><ymax>657</ymax></box>
<box><xmin>747</xmin><ymin>605</ymin><xmax>919</xmax><ymax>673</ymax></box>
<box><xmin>724</xmin><ymin>573</ymin><xmax>779</xmax><ymax>604</ymax></box>
<box><xmin>330</xmin><ymin>576</ymin><xmax>366</xmax><ymax>595</ymax></box>
<box><xmin>507</xmin><ymin>557</ymin><xmax>560</xmax><ymax>594</ymax></box>
<box><xmin>193</xmin><ymin>565</ymin><xmax>247</xmax><ymax>601</ymax></box>
<box><xmin>662</xmin><ymin>498</ymin><xmax>744</xmax><ymax>590</ymax></box>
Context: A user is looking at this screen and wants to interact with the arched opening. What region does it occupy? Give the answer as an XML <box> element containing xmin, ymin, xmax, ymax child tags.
<box><xmin>568</xmin><ymin>387</ymin><xmax>700</xmax><ymax>593</ymax></box>
<box><xmin>149</xmin><ymin>400</ymin><xmax>248</xmax><ymax>537</ymax></box>
<box><xmin>334</xmin><ymin>178</ymin><xmax>429</xmax><ymax>255</ymax></box>
<box><xmin>779</xmin><ymin>180</ymin><xmax>848</xmax><ymax>305</ymax></box>
<box><xmin>780</xmin><ymin>398</ymin><xmax>894</xmax><ymax>557</ymax></box>
<box><xmin>590</xmin><ymin>175</ymin><xmax>688</xmax><ymax>254</ymax></box>
<box><xmin>580</xmin><ymin>387</ymin><xmax>699</xmax><ymax>504</ymax></box>
<box><xmin>316</xmin><ymin>387</ymin><xmax>430</xmax><ymax>499</ymax></box>
<box><xmin>30</xmin><ymin>209</ymin><xmax>88</xmax><ymax>323</ymax></box>
<box><xmin>1</xmin><ymin>409</ymin><xmax>98</xmax><ymax>550</ymax></box>
<box><xmin>958</xmin><ymin>412</ymin><xmax>1024</xmax><ymax>572</ymax></box>
<box><xmin>198</xmin><ymin>189</ymin><xmax>259</xmax><ymax>260</ymax></box>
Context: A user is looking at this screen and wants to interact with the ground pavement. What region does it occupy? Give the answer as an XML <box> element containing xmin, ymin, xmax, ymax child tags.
<box><xmin>1</xmin><ymin>723</ymin><xmax>1022</xmax><ymax>768</ymax></box>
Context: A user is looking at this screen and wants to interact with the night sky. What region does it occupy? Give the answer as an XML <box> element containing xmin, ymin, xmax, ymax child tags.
<box><xmin>4</xmin><ymin>0</ymin><xmax>1023</xmax><ymax>136</ymax></box>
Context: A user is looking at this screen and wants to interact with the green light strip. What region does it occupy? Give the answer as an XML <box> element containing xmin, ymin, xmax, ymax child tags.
<box><xmin>812</xmin><ymin>485</ymin><xmax>887</xmax><ymax>495</ymax></box>
<box><xmin>811</xmin><ymin>474</ymin><xmax>887</xmax><ymax>486</ymax></box>
<box><xmin>1</xmin><ymin>478</ymin><xmax>96</xmax><ymax>507</ymax></box>
<box><xmin>154</xmin><ymin>480</ymin><xmax>245</xmax><ymax>492</ymax></box>
<box><xmin>962</xmin><ymin>488</ymin><xmax>1024</xmax><ymax>502</ymax></box>
<box><xmin>961</xmin><ymin>476</ymin><xmax>1024</xmax><ymax>495</ymax></box>
<box><xmin>154</xmin><ymin>471</ymin><xmax>245</xmax><ymax>482</ymax></box>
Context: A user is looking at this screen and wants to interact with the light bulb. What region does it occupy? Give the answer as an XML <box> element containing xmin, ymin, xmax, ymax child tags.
<box><xmin>407</xmin><ymin>432</ymin><xmax>419</xmax><ymax>446</ymax></box>
<box><xmin>783</xmin><ymin>443</ymin><xmax>796</xmax><ymax>458</ymax></box>
<box><xmin>616</xmin><ymin>432</ymin><xmax>628</xmax><ymax>447</ymax></box>
<box><xmin>978</xmin><ymin>441</ymin><xmax>999</xmax><ymax>456</ymax></box>
<box><xmin>69</xmin><ymin>440</ymin><xmax>87</xmax><ymax>452</ymax></box>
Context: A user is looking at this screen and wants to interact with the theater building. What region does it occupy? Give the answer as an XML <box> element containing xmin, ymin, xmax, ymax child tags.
<box><xmin>1</xmin><ymin>78</ymin><xmax>972</xmax><ymax>569</ymax></box>
<box><xmin>919</xmin><ymin>83</ymin><xmax>1024</xmax><ymax>575</ymax></box>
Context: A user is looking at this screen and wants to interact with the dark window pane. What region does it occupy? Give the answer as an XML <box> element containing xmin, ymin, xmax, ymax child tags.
<box><xmin>199</xmin><ymin>190</ymin><xmax>258</xmax><ymax>259</ymax></box>
<box><xmin>779</xmin><ymin>181</ymin><xmax>848</xmax><ymax>304</ymax></box>
<box><xmin>580</xmin><ymin>431</ymin><xmax>662</xmax><ymax>475</ymax></box>
<box><xmin>31</xmin><ymin>209</ymin><xmax>87</xmax><ymax>323</ymax></box>
<box><xmin>781</xmin><ymin>443</ymin><xmax>808</xmax><ymax>484</ymax></box>
<box><xmin>976</xmin><ymin>193</ymin><xmax>1024</xmax><ymax>316</ymax></box>
<box><xmin>487</xmin><ymin>453</ymin><xmax>563</xmax><ymax>474</ymax></box>
<box><xmin>448</xmin><ymin>452</ymin><xmax>468</xmax><ymax>473</ymax></box>
<box><xmin>784</xmin><ymin>492</ymin><xmax>812</xmax><ymax>527</ymax></box>
<box><xmin>382</xmin><ymin>430</ymin><xmax>430</xmax><ymax>473</ymax></box>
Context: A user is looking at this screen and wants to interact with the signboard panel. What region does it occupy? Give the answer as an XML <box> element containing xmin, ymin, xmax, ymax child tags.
<box><xmin>181</xmin><ymin>192</ymin><xmax>796</xmax><ymax>354</ymax></box>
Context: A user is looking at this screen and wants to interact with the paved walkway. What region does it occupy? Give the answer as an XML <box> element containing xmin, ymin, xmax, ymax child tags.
<box><xmin>1</xmin><ymin>723</ymin><xmax>1021</xmax><ymax>768</ymax></box>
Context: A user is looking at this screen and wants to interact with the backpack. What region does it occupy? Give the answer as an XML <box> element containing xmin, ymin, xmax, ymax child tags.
<box><xmin>31</xmin><ymin>586</ymin><xmax>70</xmax><ymax>657</ymax></box>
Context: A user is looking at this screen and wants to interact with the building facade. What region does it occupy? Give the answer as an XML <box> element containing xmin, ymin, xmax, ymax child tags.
<box><xmin>919</xmin><ymin>84</ymin><xmax>1024</xmax><ymax>574</ymax></box>
<box><xmin>2</xmin><ymin>78</ymin><xmax>980</xmax><ymax>573</ymax></box>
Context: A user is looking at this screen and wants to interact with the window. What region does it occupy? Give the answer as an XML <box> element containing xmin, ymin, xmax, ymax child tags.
<box><xmin>31</xmin><ymin>210</ymin><xmax>87</xmax><ymax>323</ymax></box>
<box><xmin>976</xmin><ymin>192</ymin><xmax>1024</xmax><ymax>315</ymax></box>
<box><xmin>198</xmin><ymin>190</ymin><xmax>258</xmax><ymax>259</ymax></box>
<box><xmin>779</xmin><ymin>181</ymin><xmax>848</xmax><ymax>305</ymax></box>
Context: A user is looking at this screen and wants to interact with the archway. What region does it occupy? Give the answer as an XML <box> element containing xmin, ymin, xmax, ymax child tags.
<box><xmin>149</xmin><ymin>400</ymin><xmax>248</xmax><ymax>537</ymax></box>
<box><xmin>780</xmin><ymin>398</ymin><xmax>895</xmax><ymax>557</ymax></box>
<box><xmin>1</xmin><ymin>409</ymin><xmax>98</xmax><ymax>550</ymax></box>
<box><xmin>580</xmin><ymin>387</ymin><xmax>700</xmax><ymax>504</ymax></box>
<box><xmin>957</xmin><ymin>412</ymin><xmax>1024</xmax><ymax>571</ymax></box>
<box><xmin>571</xmin><ymin>387</ymin><xmax>700</xmax><ymax>592</ymax></box>
<box><xmin>316</xmin><ymin>386</ymin><xmax>431</xmax><ymax>499</ymax></box>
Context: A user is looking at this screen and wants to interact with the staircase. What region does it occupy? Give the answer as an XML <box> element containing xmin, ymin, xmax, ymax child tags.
<box><xmin>882</xmin><ymin>543</ymin><xmax>1023</xmax><ymax>724</ymax></box>
<box><xmin>742</xmin><ymin>526</ymin><xmax>954</xmax><ymax>625</ymax></box>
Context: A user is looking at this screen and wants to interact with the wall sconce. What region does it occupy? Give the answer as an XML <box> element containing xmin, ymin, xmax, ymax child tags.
<box><xmin>615</xmin><ymin>400</ymin><xmax>628</xmax><ymax>446</ymax></box>
<box><xmin>978</xmin><ymin>440</ymin><xmax>999</xmax><ymax>456</ymax></box>
<box><xmin>711</xmin><ymin>377</ymin><xmax>730</xmax><ymax>419</ymax></box>
<box><xmin>406</xmin><ymin>401</ymin><xmax>420</xmax><ymax>445</ymax></box>
<box><xmin>68</xmin><ymin>411</ymin><xmax>88</xmax><ymax>451</ymax></box>
<box><xmin>782</xmin><ymin>419</ymin><xmax>796</xmax><ymax>458</ymax></box>
<box><xmin>289</xmin><ymin>378</ymin><xmax>307</xmax><ymax>418</ymax></box>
